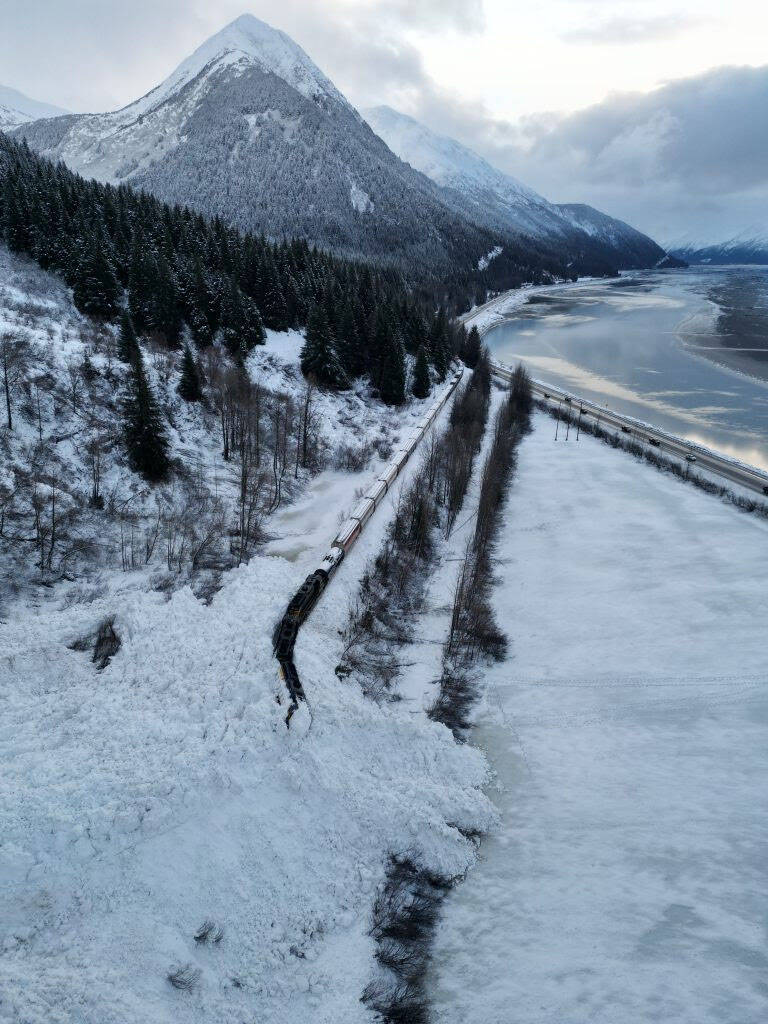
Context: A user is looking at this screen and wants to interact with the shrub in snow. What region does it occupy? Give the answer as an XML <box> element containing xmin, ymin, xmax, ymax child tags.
<box><xmin>167</xmin><ymin>964</ymin><xmax>201</xmax><ymax>991</ymax></box>
<box><xmin>364</xmin><ymin>857</ymin><xmax>451</xmax><ymax>1024</ymax></box>
<box><xmin>92</xmin><ymin>616</ymin><xmax>121</xmax><ymax>670</ymax></box>
<box><xmin>194</xmin><ymin>920</ymin><xmax>224</xmax><ymax>944</ymax></box>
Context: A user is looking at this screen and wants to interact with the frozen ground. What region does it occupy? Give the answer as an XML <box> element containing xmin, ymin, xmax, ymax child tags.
<box><xmin>0</xmin><ymin>243</ymin><xmax>495</xmax><ymax>1022</ymax></box>
<box><xmin>429</xmin><ymin>412</ymin><xmax>768</xmax><ymax>1023</ymax></box>
<box><xmin>0</xmin><ymin>354</ymin><xmax>496</xmax><ymax>1023</ymax></box>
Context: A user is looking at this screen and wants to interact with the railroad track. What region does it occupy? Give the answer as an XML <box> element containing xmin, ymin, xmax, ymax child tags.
<box><xmin>272</xmin><ymin>367</ymin><xmax>465</xmax><ymax>722</ymax></box>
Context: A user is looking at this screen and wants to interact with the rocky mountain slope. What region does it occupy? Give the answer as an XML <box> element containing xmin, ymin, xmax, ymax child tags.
<box><xmin>554</xmin><ymin>203</ymin><xmax>666</xmax><ymax>268</ymax></box>
<box><xmin>12</xmin><ymin>15</ymin><xmax>509</xmax><ymax>285</ymax></box>
<box><xmin>365</xmin><ymin>105</ymin><xmax>667</xmax><ymax>272</ymax></box>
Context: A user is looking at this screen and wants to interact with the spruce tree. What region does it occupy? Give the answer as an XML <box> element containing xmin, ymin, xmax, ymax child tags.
<box><xmin>300</xmin><ymin>305</ymin><xmax>349</xmax><ymax>390</ymax></box>
<box><xmin>117</xmin><ymin>310</ymin><xmax>139</xmax><ymax>363</ymax></box>
<box><xmin>379</xmin><ymin>336</ymin><xmax>406</xmax><ymax>406</ymax></box>
<box><xmin>150</xmin><ymin>253</ymin><xmax>183</xmax><ymax>347</ymax></box>
<box><xmin>429</xmin><ymin>308</ymin><xmax>450</xmax><ymax>382</ymax></box>
<box><xmin>461</xmin><ymin>326</ymin><xmax>482</xmax><ymax>369</ymax></box>
<box><xmin>72</xmin><ymin>224</ymin><xmax>121</xmax><ymax>320</ymax></box>
<box><xmin>127</xmin><ymin>233</ymin><xmax>152</xmax><ymax>333</ymax></box>
<box><xmin>219</xmin><ymin>277</ymin><xmax>244</xmax><ymax>357</ymax></box>
<box><xmin>123</xmin><ymin>348</ymin><xmax>170</xmax><ymax>482</ymax></box>
<box><xmin>337</xmin><ymin>302</ymin><xmax>366</xmax><ymax>379</ymax></box>
<box><xmin>412</xmin><ymin>344</ymin><xmax>431</xmax><ymax>400</ymax></box>
<box><xmin>178</xmin><ymin>344</ymin><xmax>202</xmax><ymax>401</ymax></box>
<box><xmin>240</xmin><ymin>292</ymin><xmax>266</xmax><ymax>352</ymax></box>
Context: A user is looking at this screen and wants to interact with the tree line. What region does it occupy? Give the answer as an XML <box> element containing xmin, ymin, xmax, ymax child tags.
<box><xmin>0</xmin><ymin>133</ymin><xmax>479</xmax><ymax>416</ymax></box>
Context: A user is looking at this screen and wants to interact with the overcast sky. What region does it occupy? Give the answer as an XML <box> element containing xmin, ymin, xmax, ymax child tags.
<box><xmin>1</xmin><ymin>0</ymin><xmax>765</xmax><ymax>243</ymax></box>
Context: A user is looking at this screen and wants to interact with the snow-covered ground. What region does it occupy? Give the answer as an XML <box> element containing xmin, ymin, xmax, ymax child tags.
<box><xmin>0</xmin><ymin>351</ymin><xmax>495</xmax><ymax>1024</ymax></box>
<box><xmin>0</xmin><ymin>243</ymin><xmax>496</xmax><ymax>1022</ymax></box>
<box><xmin>429</xmin><ymin>413</ymin><xmax>768</xmax><ymax>1023</ymax></box>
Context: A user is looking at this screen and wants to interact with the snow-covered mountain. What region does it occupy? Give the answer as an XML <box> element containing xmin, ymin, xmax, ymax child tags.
<box><xmin>554</xmin><ymin>203</ymin><xmax>667</xmax><ymax>269</ymax></box>
<box><xmin>669</xmin><ymin>235</ymin><xmax>768</xmax><ymax>266</ymax></box>
<box><xmin>365</xmin><ymin>105</ymin><xmax>666</xmax><ymax>272</ymax></box>
<box><xmin>0</xmin><ymin>84</ymin><xmax>66</xmax><ymax>130</ymax></box>
<box><xmin>13</xmin><ymin>15</ymin><xmax>505</xmax><ymax>282</ymax></box>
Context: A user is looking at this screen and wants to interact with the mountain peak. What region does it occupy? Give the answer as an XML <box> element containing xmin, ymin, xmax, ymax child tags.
<box><xmin>128</xmin><ymin>13</ymin><xmax>349</xmax><ymax>118</ymax></box>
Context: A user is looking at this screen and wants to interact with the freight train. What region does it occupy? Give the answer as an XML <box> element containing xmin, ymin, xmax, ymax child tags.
<box><xmin>273</xmin><ymin>368</ymin><xmax>464</xmax><ymax>722</ymax></box>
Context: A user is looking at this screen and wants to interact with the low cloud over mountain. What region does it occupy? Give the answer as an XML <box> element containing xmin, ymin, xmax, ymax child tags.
<box><xmin>435</xmin><ymin>64</ymin><xmax>768</xmax><ymax>246</ymax></box>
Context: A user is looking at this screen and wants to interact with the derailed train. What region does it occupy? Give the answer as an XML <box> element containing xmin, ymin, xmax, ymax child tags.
<box><xmin>273</xmin><ymin>368</ymin><xmax>464</xmax><ymax>721</ymax></box>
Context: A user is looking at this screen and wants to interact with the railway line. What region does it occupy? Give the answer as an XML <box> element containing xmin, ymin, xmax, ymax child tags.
<box><xmin>272</xmin><ymin>367</ymin><xmax>464</xmax><ymax>721</ymax></box>
<box><xmin>273</xmin><ymin>294</ymin><xmax>768</xmax><ymax>722</ymax></box>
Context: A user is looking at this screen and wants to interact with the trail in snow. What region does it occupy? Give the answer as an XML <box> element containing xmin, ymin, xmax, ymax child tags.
<box><xmin>429</xmin><ymin>412</ymin><xmax>768</xmax><ymax>1024</ymax></box>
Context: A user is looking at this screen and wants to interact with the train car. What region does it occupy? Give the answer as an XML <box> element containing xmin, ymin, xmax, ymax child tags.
<box><xmin>403</xmin><ymin>434</ymin><xmax>420</xmax><ymax>457</ymax></box>
<box><xmin>349</xmin><ymin>495</ymin><xmax>377</xmax><ymax>528</ymax></box>
<box><xmin>378</xmin><ymin>463</ymin><xmax>399</xmax><ymax>490</ymax></box>
<box><xmin>364</xmin><ymin>478</ymin><xmax>389</xmax><ymax>509</ymax></box>
<box><xmin>395</xmin><ymin>449</ymin><xmax>410</xmax><ymax>472</ymax></box>
<box><xmin>318</xmin><ymin>544</ymin><xmax>345</xmax><ymax>578</ymax></box>
<box><xmin>334</xmin><ymin>517</ymin><xmax>361</xmax><ymax>551</ymax></box>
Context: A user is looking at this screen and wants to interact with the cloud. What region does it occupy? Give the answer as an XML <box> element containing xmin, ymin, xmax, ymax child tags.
<box><xmin>0</xmin><ymin>0</ymin><xmax>485</xmax><ymax>112</ymax></box>
<box><xmin>379</xmin><ymin>59</ymin><xmax>768</xmax><ymax>243</ymax></box>
<box><xmin>454</xmin><ymin>64</ymin><xmax>768</xmax><ymax>243</ymax></box>
<box><xmin>562</xmin><ymin>14</ymin><xmax>705</xmax><ymax>45</ymax></box>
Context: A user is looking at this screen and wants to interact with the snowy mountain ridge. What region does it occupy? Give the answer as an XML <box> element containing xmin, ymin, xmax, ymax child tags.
<box><xmin>366</xmin><ymin>105</ymin><xmax>667</xmax><ymax>272</ymax></box>
<box><xmin>0</xmin><ymin>83</ymin><xmax>67</xmax><ymax>130</ymax></box>
<box><xmin>10</xmin><ymin>15</ymin><xmax>355</xmax><ymax>186</ymax></box>
<box><xmin>365</xmin><ymin>105</ymin><xmax>543</xmax><ymax>206</ymax></box>
<box><xmin>14</xmin><ymin>15</ymin><xmax>510</xmax><ymax>284</ymax></box>
<box><xmin>125</xmin><ymin>14</ymin><xmax>354</xmax><ymax>121</ymax></box>
<box><xmin>669</xmin><ymin>233</ymin><xmax>768</xmax><ymax>266</ymax></box>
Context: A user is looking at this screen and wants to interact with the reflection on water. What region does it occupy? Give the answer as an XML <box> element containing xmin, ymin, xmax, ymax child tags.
<box><xmin>485</xmin><ymin>267</ymin><xmax>768</xmax><ymax>470</ymax></box>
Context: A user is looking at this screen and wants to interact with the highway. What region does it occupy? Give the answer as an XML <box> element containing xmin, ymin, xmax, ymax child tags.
<box><xmin>491</xmin><ymin>362</ymin><xmax>768</xmax><ymax>498</ymax></box>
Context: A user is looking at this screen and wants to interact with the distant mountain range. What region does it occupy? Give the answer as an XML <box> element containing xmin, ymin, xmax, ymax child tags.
<box><xmin>669</xmin><ymin>237</ymin><xmax>768</xmax><ymax>266</ymax></box>
<box><xmin>0</xmin><ymin>84</ymin><xmax>67</xmax><ymax>130</ymax></box>
<box><xmin>10</xmin><ymin>14</ymin><xmax>669</xmax><ymax>285</ymax></box>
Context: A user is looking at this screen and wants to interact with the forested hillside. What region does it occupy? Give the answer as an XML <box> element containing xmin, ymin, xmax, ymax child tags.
<box><xmin>14</xmin><ymin>15</ymin><xmax>574</xmax><ymax>303</ymax></box>
<box><xmin>0</xmin><ymin>132</ymin><xmax>482</xmax><ymax>397</ymax></box>
<box><xmin>0</xmin><ymin>131</ymin><xmax>490</xmax><ymax>613</ymax></box>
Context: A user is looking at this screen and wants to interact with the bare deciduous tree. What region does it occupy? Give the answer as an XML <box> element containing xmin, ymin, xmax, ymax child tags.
<box><xmin>1</xmin><ymin>330</ymin><xmax>31</xmax><ymax>431</ymax></box>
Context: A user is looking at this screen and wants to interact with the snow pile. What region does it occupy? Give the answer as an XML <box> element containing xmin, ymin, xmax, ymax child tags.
<box><xmin>0</xmin><ymin>435</ymin><xmax>494</xmax><ymax>1024</ymax></box>
<box><xmin>0</xmin><ymin>247</ymin><xmax>493</xmax><ymax>1022</ymax></box>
